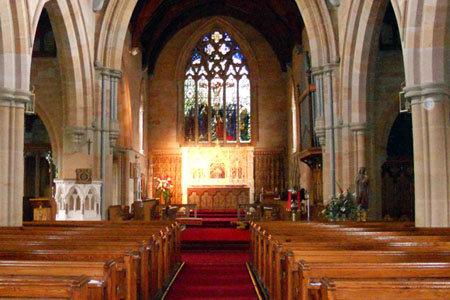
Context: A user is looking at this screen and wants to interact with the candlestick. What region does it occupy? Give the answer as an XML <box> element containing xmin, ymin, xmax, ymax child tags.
<box><xmin>287</xmin><ymin>191</ymin><xmax>292</xmax><ymax>210</ymax></box>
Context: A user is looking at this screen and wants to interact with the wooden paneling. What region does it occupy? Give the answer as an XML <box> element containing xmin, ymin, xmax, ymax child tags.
<box><xmin>187</xmin><ymin>186</ymin><xmax>249</xmax><ymax>209</ymax></box>
<box><xmin>382</xmin><ymin>158</ymin><xmax>414</xmax><ymax>220</ymax></box>
<box><xmin>151</xmin><ymin>152</ymin><xmax>182</xmax><ymax>204</ymax></box>
<box><xmin>254</xmin><ymin>150</ymin><xmax>285</xmax><ymax>195</ymax></box>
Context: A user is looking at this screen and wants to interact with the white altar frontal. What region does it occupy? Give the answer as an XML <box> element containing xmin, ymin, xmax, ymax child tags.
<box><xmin>181</xmin><ymin>146</ymin><xmax>254</xmax><ymax>205</ymax></box>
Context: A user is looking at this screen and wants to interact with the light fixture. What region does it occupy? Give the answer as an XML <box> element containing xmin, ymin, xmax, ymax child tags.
<box><xmin>130</xmin><ymin>47</ymin><xmax>139</xmax><ymax>56</ymax></box>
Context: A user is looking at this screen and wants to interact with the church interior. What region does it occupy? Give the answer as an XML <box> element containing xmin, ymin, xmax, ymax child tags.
<box><xmin>0</xmin><ymin>0</ymin><xmax>449</xmax><ymax>299</ymax></box>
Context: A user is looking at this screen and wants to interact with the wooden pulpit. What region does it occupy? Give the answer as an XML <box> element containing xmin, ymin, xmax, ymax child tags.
<box><xmin>29</xmin><ymin>198</ymin><xmax>57</xmax><ymax>221</ymax></box>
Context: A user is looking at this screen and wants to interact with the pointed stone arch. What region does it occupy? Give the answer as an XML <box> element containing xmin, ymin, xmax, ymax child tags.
<box><xmin>96</xmin><ymin>0</ymin><xmax>140</xmax><ymax>70</ymax></box>
<box><xmin>174</xmin><ymin>17</ymin><xmax>260</xmax><ymax>82</ymax></box>
<box><xmin>117</xmin><ymin>60</ymin><xmax>133</xmax><ymax>148</ymax></box>
<box><xmin>294</xmin><ymin>0</ymin><xmax>339</xmax><ymax>68</ymax></box>
<box><xmin>34</xmin><ymin>101</ymin><xmax>62</xmax><ymax>170</ymax></box>
<box><xmin>43</xmin><ymin>1</ymin><xmax>93</xmax><ymax>128</ymax></box>
<box><xmin>97</xmin><ymin>0</ymin><xmax>338</xmax><ymax>73</ymax></box>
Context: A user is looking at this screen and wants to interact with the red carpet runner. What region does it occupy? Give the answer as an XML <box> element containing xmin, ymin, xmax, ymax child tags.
<box><xmin>164</xmin><ymin>228</ymin><xmax>258</xmax><ymax>300</ymax></box>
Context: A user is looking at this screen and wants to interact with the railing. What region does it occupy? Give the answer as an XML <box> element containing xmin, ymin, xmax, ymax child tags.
<box><xmin>158</xmin><ymin>204</ymin><xmax>198</xmax><ymax>220</ymax></box>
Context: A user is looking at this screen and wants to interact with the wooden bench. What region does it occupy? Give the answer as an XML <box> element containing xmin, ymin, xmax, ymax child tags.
<box><xmin>320</xmin><ymin>277</ymin><xmax>450</xmax><ymax>300</ymax></box>
<box><xmin>300</xmin><ymin>261</ymin><xmax>450</xmax><ymax>300</ymax></box>
<box><xmin>1</xmin><ymin>221</ymin><xmax>181</xmax><ymax>297</ymax></box>
<box><xmin>2</xmin><ymin>223</ymin><xmax>176</xmax><ymax>295</ymax></box>
<box><xmin>250</xmin><ymin>222</ymin><xmax>450</xmax><ymax>300</ymax></box>
<box><xmin>0</xmin><ymin>260</ymin><xmax>118</xmax><ymax>300</ymax></box>
<box><xmin>0</xmin><ymin>231</ymin><xmax>156</xmax><ymax>299</ymax></box>
<box><xmin>0</xmin><ymin>274</ymin><xmax>90</xmax><ymax>299</ymax></box>
<box><xmin>261</xmin><ymin>234</ymin><xmax>450</xmax><ymax>299</ymax></box>
<box><xmin>0</xmin><ymin>248</ymin><xmax>138</xmax><ymax>300</ymax></box>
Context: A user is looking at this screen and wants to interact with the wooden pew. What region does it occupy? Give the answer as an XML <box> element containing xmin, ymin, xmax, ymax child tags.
<box><xmin>0</xmin><ymin>221</ymin><xmax>181</xmax><ymax>300</ymax></box>
<box><xmin>0</xmin><ymin>233</ymin><xmax>162</xmax><ymax>299</ymax></box>
<box><xmin>262</xmin><ymin>234</ymin><xmax>450</xmax><ymax>299</ymax></box>
<box><xmin>0</xmin><ymin>274</ymin><xmax>89</xmax><ymax>300</ymax></box>
<box><xmin>0</xmin><ymin>248</ymin><xmax>138</xmax><ymax>300</ymax></box>
<box><xmin>300</xmin><ymin>261</ymin><xmax>450</xmax><ymax>300</ymax></box>
<box><xmin>251</xmin><ymin>222</ymin><xmax>450</xmax><ymax>281</ymax></box>
<box><xmin>0</xmin><ymin>230</ymin><xmax>156</xmax><ymax>300</ymax></box>
<box><xmin>0</xmin><ymin>260</ymin><xmax>118</xmax><ymax>300</ymax></box>
<box><xmin>250</xmin><ymin>222</ymin><xmax>450</xmax><ymax>300</ymax></box>
<box><xmin>320</xmin><ymin>277</ymin><xmax>450</xmax><ymax>300</ymax></box>
<box><xmin>24</xmin><ymin>220</ymin><xmax>182</xmax><ymax>271</ymax></box>
<box><xmin>282</xmin><ymin>250</ymin><xmax>450</xmax><ymax>300</ymax></box>
<box><xmin>0</xmin><ymin>222</ymin><xmax>181</xmax><ymax>299</ymax></box>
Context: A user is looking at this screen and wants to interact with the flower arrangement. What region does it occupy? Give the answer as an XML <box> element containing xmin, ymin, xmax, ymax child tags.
<box><xmin>321</xmin><ymin>189</ymin><xmax>365</xmax><ymax>222</ymax></box>
<box><xmin>155</xmin><ymin>175</ymin><xmax>173</xmax><ymax>204</ymax></box>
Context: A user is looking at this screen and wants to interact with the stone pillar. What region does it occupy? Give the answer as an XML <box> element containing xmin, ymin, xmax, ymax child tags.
<box><xmin>350</xmin><ymin>123</ymin><xmax>366</xmax><ymax>174</ymax></box>
<box><xmin>405</xmin><ymin>83</ymin><xmax>450</xmax><ymax>227</ymax></box>
<box><xmin>94</xmin><ymin>67</ymin><xmax>122</xmax><ymax>218</ymax></box>
<box><xmin>0</xmin><ymin>87</ymin><xmax>32</xmax><ymax>226</ymax></box>
<box><xmin>325</xmin><ymin>69</ymin><xmax>336</xmax><ymax>197</ymax></box>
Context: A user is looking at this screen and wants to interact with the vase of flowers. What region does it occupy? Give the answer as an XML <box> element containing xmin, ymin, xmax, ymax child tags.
<box><xmin>155</xmin><ymin>175</ymin><xmax>173</xmax><ymax>205</ymax></box>
<box><xmin>321</xmin><ymin>189</ymin><xmax>364</xmax><ymax>222</ymax></box>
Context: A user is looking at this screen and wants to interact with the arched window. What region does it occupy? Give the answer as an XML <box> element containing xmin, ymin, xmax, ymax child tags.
<box><xmin>184</xmin><ymin>30</ymin><xmax>251</xmax><ymax>145</ymax></box>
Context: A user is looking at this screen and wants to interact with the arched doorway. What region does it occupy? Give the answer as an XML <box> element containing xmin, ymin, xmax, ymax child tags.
<box><xmin>382</xmin><ymin>113</ymin><xmax>414</xmax><ymax>220</ymax></box>
<box><xmin>23</xmin><ymin>114</ymin><xmax>55</xmax><ymax>221</ymax></box>
<box><xmin>23</xmin><ymin>7</ymin><xmax>59</xmax><ymax>221</ymax></box>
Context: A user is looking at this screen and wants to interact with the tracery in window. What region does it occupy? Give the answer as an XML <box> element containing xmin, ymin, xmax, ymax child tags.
<box><xmin>184</xmin><ymin>30</ymin><xmax>251</xmax><ymax>144</ymax></box>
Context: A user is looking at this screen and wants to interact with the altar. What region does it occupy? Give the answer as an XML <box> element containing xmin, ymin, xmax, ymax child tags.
<box><xmin>181</xmin><ymin>146</ymin><xmax>254</xmax><ymax>209</ymax></box>
<box><xmin>187</xmin><ymin>185</ymin><xmax>250</xmax><ymax>209</ymax></box>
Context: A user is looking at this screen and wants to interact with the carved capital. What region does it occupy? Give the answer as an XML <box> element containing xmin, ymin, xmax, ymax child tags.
<box><xmin>314</xmin><ymin>118</ymin><xmax>326</xmax><ymax>147</ymax></box>
<box><xmin>109</xmin><ymin>120</ymin><xmax>120</xmax><ymax>149</ymax></box>
<box><xmin>95</xmin><ymin>66</ymin><xmax>122</xmax><ymax>79</ymax></box>
<box><xmin>0</xmin><ymin>87</ymin><xmax>33</xmax><ymax>108</ymax></box>
<box><xmin>65</xmin><ymin>126</ymin><xmax>88</xmax><ymax>153</ymax></box>
<box><xmin>350</xmin><ymin>122</ymin><xmax>367</xmax><ymax>134</ymax></box>
<box><xmin>404</xmin><ymin>82</ymin><xmax>449</xmax><ymax>100</ymax></box>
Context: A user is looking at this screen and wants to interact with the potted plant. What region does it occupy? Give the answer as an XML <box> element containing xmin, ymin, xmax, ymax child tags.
<box><xmin>154</xmin><ymin>175</ymin><xmax>173</xmax><ymax>205</ymax></box>
<box><xmin>322</xmin><ymin>189</ymin><xmax>365</xmax><ymax>221</ymax></box>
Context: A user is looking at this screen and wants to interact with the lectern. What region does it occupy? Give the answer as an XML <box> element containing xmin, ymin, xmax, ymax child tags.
<box><xmin>29</xmin><ymin>198</ymin><xmax>57</xmax><ymax>221</ymax></box>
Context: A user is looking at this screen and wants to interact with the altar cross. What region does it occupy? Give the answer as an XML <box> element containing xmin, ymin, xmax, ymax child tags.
<box><xmin>212</xmin><ymin>31</ymin><xmax>223</xmax><ymax>43</ymax></box>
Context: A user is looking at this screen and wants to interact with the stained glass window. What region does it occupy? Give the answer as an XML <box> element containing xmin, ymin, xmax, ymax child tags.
<box><xmin>184</xmin><ymin>30</ymin><xmax>251</xmax><ymax>144</ymax></box>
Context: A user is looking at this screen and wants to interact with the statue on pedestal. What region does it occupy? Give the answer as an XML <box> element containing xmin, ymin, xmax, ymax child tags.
<box><xmin>356</xmin><ymin>167</ymin><xmax>369</xmax><ymax>209</ymax></box>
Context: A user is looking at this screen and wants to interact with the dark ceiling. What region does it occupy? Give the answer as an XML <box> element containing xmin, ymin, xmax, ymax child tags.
<box><xmin>129</xmin><ymin>0</ymin><xmax>304</xmax><ymax>73</ymax></box>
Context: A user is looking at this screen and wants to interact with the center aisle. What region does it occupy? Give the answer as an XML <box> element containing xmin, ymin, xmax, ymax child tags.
<box><xmin>164</xmin><ymin>227</ymin><xmax>259</xmax><ymax>300</ymax></box>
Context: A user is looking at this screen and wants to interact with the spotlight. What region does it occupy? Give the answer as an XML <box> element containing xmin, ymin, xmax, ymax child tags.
<box><xmin>130</xmin><ymin>47</ymin><xmax>139</xmax><ymax>56</ymax></box>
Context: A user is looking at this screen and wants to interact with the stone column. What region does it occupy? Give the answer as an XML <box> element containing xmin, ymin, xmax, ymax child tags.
<box><xmin>405</xmin><ymin>83</ymin><xmax>450</xmax><ymax>227</ymax></box>
<box><xmin>325</xmin><ymin>69</ymin><xmax>336</xmax><ymax>197</ymax></box>
<box><xmin>0</xmin><ymin>87</ymin><xmax>32</xmax><ymax>226</ymax></box>
<box><xmin>94</xmin><ymin>67</ymin><xmax>121</xmax><ymax>218</ymax></box>
<box><xmin>312</xmin><ymin>68</ymin><xmax>326</xmax><ymax>146</ymax></box>
<box><xmin>350</xmin><ymin>123</ymin><xmax>367</xmax><ymax>174</ymax></box>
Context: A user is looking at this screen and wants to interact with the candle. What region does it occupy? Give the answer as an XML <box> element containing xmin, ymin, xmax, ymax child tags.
<box><xmin>287</xmin><ymin>191</ymin><xmax>292</xmax><ymax>210</ymax></box>
<box><xmin>297</xmin><ymin>190</ymin><xmax>301</xmax><ymax>203</ymax></box>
